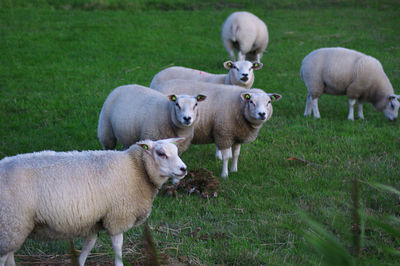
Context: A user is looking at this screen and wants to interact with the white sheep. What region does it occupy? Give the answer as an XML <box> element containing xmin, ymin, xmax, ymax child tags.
<box><xmin>152</xmin><ymin>80</ymin><xmax>281</xmax><ymax>177</ymax></box>
<box><xmin>221</xmin><ymin>11</ymin><xmax>269</xmax><ymax>62</ymax></box>
<box><xmin>150</xmin><ymin>60</ymin><xmax>263</xmax><ymax>90</ymax></box>
<box><xmin>301</xmin><ymin>47</ymin><xmax>400</xmax><ymax>120</ymax></box>
<box><xmin>97</xmin><ymin>84</ymin><xmax>206</xmax><ymax>153</ymax></box>
<box><xmin>0</xmin><ymin>138</ymin><xmax>187</xmax><ymax>266</ymax></box>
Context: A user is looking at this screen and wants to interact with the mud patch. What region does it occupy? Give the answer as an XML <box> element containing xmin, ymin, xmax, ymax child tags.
<box><xmin>161</xmin><ymin>168</ymin><xmax>220</xmax><ymax>199</ymax></box>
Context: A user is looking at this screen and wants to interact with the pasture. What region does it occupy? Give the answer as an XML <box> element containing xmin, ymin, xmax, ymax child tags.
<box><xmin>0</xmin><ymin>0</ymin><xmax>399</xmax><ymax>264</ymax></box>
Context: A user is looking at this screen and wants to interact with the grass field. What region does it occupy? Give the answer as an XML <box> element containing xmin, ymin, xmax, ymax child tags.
<box><xmin>1</xmin><ymin>0</ymin><xmax>399</xmax><ymax>265</ymax></box>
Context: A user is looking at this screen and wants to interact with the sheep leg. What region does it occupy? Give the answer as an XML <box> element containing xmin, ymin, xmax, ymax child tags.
<box><xmin>311</xmin><ymin>97</ymin><xmax>321</xmax><ymax>118</ymax></box>
<box><xmin>304</xmin><ymin>94</ymin><xmax>313</xmax><ymax>116</ymax></box>
<box><xmin>111</xmin><ymin>233</ymin><xmax>124</xmax><ymax>266</ymax></box>
<box><xmin>215</xmin><ymin>148</ymin><xmax>222</xmax><ymax>160</ymax></box>
<box><xmin>223</xmin><ymin>40</ymin><xmax>236</xmax><ymax>61</ymax></box>
<box><xmin>78</xmin><ymin>234</ymin><xmax>97</xmax><ymax>266</ymax></box>
<box><xmin>6</xmin><ymin>253</ymin><xmax>15</xmax><ymax>266</ymax></box>
<box><xmin>1</xmin><ymin>253</ymin><xmax>15</xmax><ymax>266</ymax></box>
<box><xmin>348</xmin><ymin>99</ymin><xmax>356</xmax><ymax>120</ymax></box>
<box><xmin>220</xmin><ymin>148</ymin><xmax>231</xmax><ymax>178</ymax></box>
<box><xmin>358</xmin><ymin>102</ymin><xmax>364</xmax><ymax>119</ymax></box>
<box><xmin>0</xmin><ymin>255</ymin><xmax>7</xmax><ymax>266</ymax></box>
<box><xmin>230</xmin><ymin>144</ymin><xmax>241</xmax><ymax>172</ymax></box>
<box><xmin>215</xmin><ymin>147</ymin><xmax>232</xmax><ymax>160</ymax></box>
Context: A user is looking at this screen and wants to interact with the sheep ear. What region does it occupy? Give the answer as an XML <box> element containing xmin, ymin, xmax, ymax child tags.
<box><xmin>241</xmin><ymin>92</ymin><xmax>251</xmax><ymax>101</ymax></box>
<box><xmin>224</xmin><ymin>61</ymin><xmax>234</xmax><ymax>70</ymax></box>
<box><xmin>268</xmin><ymin>93</ymin><xmax>282</xmax><ymax>101</ymax></box>
<box><xmin>137</xmin><ymin>140</ymin><xmax>155</xmax><ymax>152</ymax></box>
<box><xmin>168</xmin><ymin>94</ymin><xmax>177</xmax><ymax>102</ymax></box>
<box><xmin>167</xmin><ymin>137</ymin><xmax>185</xmax><ymax>145</ymax></box>
<box><xmin>252</xmin><ymin>62</ymin><xmax>263</xmax><ymax>70</ymax></box>
<box><xmin>196</xmin><ymin>94</ymin><xmax>207</xmax><ymax>102</ymax></box>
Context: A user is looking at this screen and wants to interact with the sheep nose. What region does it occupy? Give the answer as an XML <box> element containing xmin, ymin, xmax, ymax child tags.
<box><xmin>242</xmin><ymin>73</ymin><xmax>248</xmax><ymax>77</ymax></box>
<box><xmin>180</xmin><ymin>166</ymin><xmax>187</xmax><ymax>173</ymax></box>
<box><xmin>183</xmin><ymin>116</ymin><xmax>191</xmax><ymax>123</ymax></box>
<box><xmin>259</xmin><ymin>112</ymin><xmax>266</xmax><ymax>119</ymax></box>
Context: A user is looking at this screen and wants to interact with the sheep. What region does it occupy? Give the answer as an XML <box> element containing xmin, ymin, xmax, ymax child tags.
<box><xmin>0</xmin><ymin>138</ymin><xmax>187</xmax><ymax>266</ymax></box>
<box><xmin>301</xmin><ymin>47</ymin><xmax>400</xmax><ymax>120</ymax></box>
<box><xmin>221</xmin><ymin>11</ymin><xmax>269</xmax><ymax>62</ymax></box>
<box><xmin>97</xmin><ymin>84</ymin><xmax>206</xmax><ymax>153</ymax></box>
<box><xmin>149</xmin><ymin>60</ymin><xmax>263</xmax><ymax>90</ymax></box>
<box><xmin>152</xmin><ymin>79</ymin><xmax>281</xmax><ymax>177</ymax></box>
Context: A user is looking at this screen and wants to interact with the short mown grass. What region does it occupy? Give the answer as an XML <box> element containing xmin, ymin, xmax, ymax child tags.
<box><xmin>0</xmin><ymin>0</ymin><xmax>399</xmax><ymax>264</ymax></box>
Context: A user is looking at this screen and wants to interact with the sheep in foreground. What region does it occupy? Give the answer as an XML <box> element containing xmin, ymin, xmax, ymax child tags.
<box><xmin>0</xmin><ymin>138</ymin><xmax>187</xmax><ymax>266</ymax></box>
<box><xmin>152</xmin><ymin>80</ymin><xmax>281</xmax><ymax>177</ymax></box>
<box><xmin>150</xmin><ymin>60</ymin><xmax>263</xmax><ymax>90</ymax></box>
<box><xmin>98</xmin><ymin>84</ymin><xmax>206</xmax><ymax>153</ymax></box>
<box><xmin>301</xmin><ymin>47</ymin><xmax>400</xmax><ymax>120</ymax></box>
<box><xmin>222</xmin><ymin>11</ymin><xmax>269</xmax><ymax>62</ymax></box>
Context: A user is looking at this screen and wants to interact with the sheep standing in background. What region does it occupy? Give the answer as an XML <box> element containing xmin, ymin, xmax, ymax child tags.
<box><xmin>98</xmin><ymin>84</ymin><xmax>206</xmax><ymax>153</ymax></box>
<box><xmin>301</xmin><ymin>47</ymin><xmax>400</xmax><ymax>120</ymax></box>
<box><xmin>0</xmin><ymin>138</ymin><xmax>187</xmax><ymax>266</ymax></box>
<box><xmin>150</xmin><ymin>60</ymin><xmax>263</xmax><ymax>90</ymax></box>
<box><xmin>222</xmin><ymin>11</ymin><xmax>269</xmax><ymax>62</ymax></box>
<box><xmin>152</xmin><ymin>80</ymin><xmax>281</xmax><ymax>177</ymax></box>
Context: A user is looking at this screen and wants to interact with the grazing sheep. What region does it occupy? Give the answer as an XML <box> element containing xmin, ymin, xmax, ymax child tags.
<box><xmin>0</xmin><ymin>138</ymin><xmax>187</xmax><ymax>266</ymax></box>
<box><xmin>222</xmin><ymin>11</ymin><xmax>269</xmax><ymax>62</ymax></box>
<box><xmin>301</xmin><ymin>47</ymin><xmax>400</xmax><ymax>120</ymax></box>
<box><xmin>153</xmin><ymin>80</ymin><xmax>281</xmax><ymax>177</ymax></box>
<box><xmin>150</xmin><ymin>60</ymin><xmax>263</xmax><ymax>90</ymax></box>
<box><xmin>98</xmin><ymin>84</ymin><xmax>206</xmax><ymax>153</ymax></box>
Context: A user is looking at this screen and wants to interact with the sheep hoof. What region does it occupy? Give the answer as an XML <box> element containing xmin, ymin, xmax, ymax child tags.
<box><xmin>221</xmin><ymin>171</ymin><xmax>229</xmax><ymax>178</ymax></box>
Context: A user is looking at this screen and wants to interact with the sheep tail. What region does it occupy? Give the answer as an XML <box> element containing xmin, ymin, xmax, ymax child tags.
<box><xmin>231</xmin><ymin>23</ymin><xmax>239</xmax><ymax>42</ymax></box>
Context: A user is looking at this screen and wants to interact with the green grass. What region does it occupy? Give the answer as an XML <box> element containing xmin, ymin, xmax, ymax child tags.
<box><xmin>1</xmin><ymin>0</ymin><xmax>399</xmax><ymax>264</ymax></box>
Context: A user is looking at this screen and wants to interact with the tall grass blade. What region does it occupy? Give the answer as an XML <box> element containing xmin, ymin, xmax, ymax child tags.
<box><xmin>300</xmin><ymin>212</ymin><xmax>355</xmax><ymax>266</ymax></box>
<box><xmin>142</xmin><ymin>223</ymin><xmax>161</xmax><ymax>266</ymax></box>
<box><xmin>351</xmin><ymin>179</ymin><xmax>361</xmax><ymax>257</ymax></box>
<box><xmin>365</xmin><ymin>182</ymin><xmax>400</xmax><ymax>196</ymax></box>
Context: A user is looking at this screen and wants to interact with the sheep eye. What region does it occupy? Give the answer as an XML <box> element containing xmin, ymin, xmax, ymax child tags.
<box><xmin>268</xmin><ymin>100</ymin><xmax>271</xmax><ymax>105</ymax></box>
<box><xmin>194</xmin><ymin>103</ymin><xmax>198</xmax><ymax>108</ymax></box>
<box><xmin>391</xmin><ymin>102</ymin><xmax>395</xmax><ymax>109</ymax></box>
<box><xmin>156</xmin><ymin>150</ymin><xmax>168</xmax><ymax>159</ymax></box>
<box><xmin>175</xmin><ymin>103</ymin><xmax>181</xmax><ymax>109</ymax></box>
<box><xmin>250</xmin><ymin>100</ymin><xmax>254</xmax><ymax>105</ymax></box>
